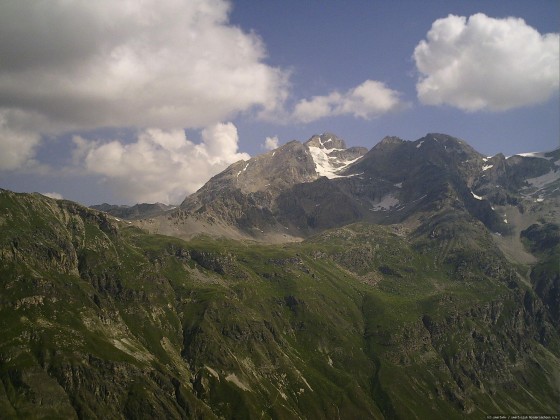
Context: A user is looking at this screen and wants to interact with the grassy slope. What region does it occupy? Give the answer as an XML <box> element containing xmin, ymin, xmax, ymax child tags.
<box><xmin>0</xmin><ymin>190</ymin><xmax>558</xmax><ymax>418</ymax></box>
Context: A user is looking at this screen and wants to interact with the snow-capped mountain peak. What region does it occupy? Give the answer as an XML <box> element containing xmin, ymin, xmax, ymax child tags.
<box><xmin>304</xmin><ymin>133</ymin><xmax>367</xmax><ymax>179</ymax></box>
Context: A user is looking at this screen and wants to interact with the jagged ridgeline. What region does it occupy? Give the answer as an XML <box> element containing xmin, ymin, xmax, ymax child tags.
<box><xmin>0</xmin><ymin>186</ymin><xmax>559</xmax><ymax>418</ymax></box>
<box><xmin>135</xmin><ymin>133</ymin><xmax>560</xmax><ymax>244</ymax></box>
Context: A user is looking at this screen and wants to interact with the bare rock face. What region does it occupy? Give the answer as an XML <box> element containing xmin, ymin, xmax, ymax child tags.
<box><xmin>231</xmin><ymin>140</ymin><xmax>319</xmax><ymax>194</ymax></box>
<box><xmin>168</xmin><ymin>134</ymin><xmax>370</xmax><ymax>239</ymax></box>
<box><xmin>305</xmin><ymin>132</ymin><xmax>347</xmax><ymax>150</ymax></box>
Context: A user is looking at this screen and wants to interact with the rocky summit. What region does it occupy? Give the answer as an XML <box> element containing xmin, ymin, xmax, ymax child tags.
<box><xmin>0</xmin><ymin>133</ymin><xmax>559</xmax><ymax>419</ymax></box>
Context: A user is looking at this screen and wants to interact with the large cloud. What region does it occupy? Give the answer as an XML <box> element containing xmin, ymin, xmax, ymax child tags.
<box><xmin>414</xmin><ymin>13</ymin><xmax>559</xmax><ymax>111</ymax></box>
<box><xmin>262</xmin><ymin>135</ymin><xmax>279</xmax><ymax>150</ymax></box>
<box><xmin>0</xmin><ymin>0</ymin><xmax>288</xmax><ymax>132</ymax></box>
<box><xmin>77</xmin><ymin>122</ymin><xmax>249</xmax><ymax>204</ymax></box>
<box><xmin>0</xmin><ymin>110</ymin><xmax>40</xmax><ymax>170</ymax></box>
<box><xmin>292</xmin><ymin>80</ymin><xmax>405</xmax><ymax>123</ymax></box>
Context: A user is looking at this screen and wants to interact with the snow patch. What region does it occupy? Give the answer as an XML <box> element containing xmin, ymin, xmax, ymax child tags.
<box><xmin>515</xmin><ymin>151</ymin><xmax>554</xmax><ymax>160</ymax></box>
<box><xmin>482</xmin><ymin>164</ymin><xmax>493</xmax><ymax>171</ymax></box>
<box><xmin>371</xmin><ymin>194</ymin><xmax>400</xmax><ymax>211</ymax></box>
<box><xmin>308</xmin><ymin>146</ymin><xmax>340</xmax><ymax>178</ymax></box>
<box><xmin>416</xmin><ymin>140</ymin><xmax>424</xmax><ymax>149</ymax></box>
<box><xmin>308</xmin><ymin>146</ymin><xmax>360</xmax><ymax>179</ymax></box>
<box><xmin>470</xmin><ymin>191</ymin><xmax>483</xmax><ymax>200</ymax></box>
<box><xmin>340</xmin><ymin>156</ymin><xmax>362</xmax><ymax>168</ymax></box>
<box><xmin>394</xmin><ymin>182</ymin><xmax>402</xmax><ymax>188</ymax></box>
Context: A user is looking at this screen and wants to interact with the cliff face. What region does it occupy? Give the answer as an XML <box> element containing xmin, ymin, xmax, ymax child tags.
<box><xmin>0</xmin><ymin>189</ymin><xmax>558</xmax><ymax>418</ymax></box>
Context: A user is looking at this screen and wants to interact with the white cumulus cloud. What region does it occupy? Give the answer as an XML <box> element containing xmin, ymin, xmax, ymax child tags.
<box><xmin>263</xmin><ymin>136</ymin><xmax>279</xmax><ymax>150</ymax></box>
<box><xmin>0</xmin><ymin>0</ymin><xmax>288</xmax><ymax>134</ymax></box>
<box><xmin>292</xmin><ymin>80</ymin><xmax>405</xmax><ymax>123</ymax></box>
<box><xmin>78</xmin><ymin>122</ymin><xmax>249</xmax><ymax>204</ymax></box>
<box><xmin>414</xmin><ymin>13</ymin><xmax>560</xmax><ymax>111</ymax></box>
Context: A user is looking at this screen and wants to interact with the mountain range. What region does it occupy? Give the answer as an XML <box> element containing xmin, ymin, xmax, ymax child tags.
<box><xmin>1</xmin><ymin>132</ymin><xmax>559</xmax><ymax>418</ymax></box>
<box><xmin>131</xmin><ymin>133</ymin><xmax>559</xmax><ymax>245</ymax></box>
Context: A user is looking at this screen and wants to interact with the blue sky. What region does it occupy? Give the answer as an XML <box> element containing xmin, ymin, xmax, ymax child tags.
<box><xmin>0</xmin><ymin>0</ymin><xmax>558</xmax><ymax>205</ymax></box>
<box><xmin>229</xmin><ymin>0</ymin><xmax>559</xmax><ymax>153</ymax></box>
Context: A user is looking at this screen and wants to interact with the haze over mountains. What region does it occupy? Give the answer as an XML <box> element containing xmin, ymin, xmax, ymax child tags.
<box><xmin>1</xmin><ymin>132</ymin><xmax>559</xmax><ymax>418</ymax></box>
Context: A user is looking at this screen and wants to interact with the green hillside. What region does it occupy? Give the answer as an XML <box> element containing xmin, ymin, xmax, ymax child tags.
<box><xmin>0</xmin><ymin>190</ymin><xmax>558</xmax><ymax>418</ymax></box>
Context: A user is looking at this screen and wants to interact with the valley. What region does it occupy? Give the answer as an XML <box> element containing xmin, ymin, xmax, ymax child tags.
<box><xmin>0</xmin><ymin>132</ymin><xmax>559</xmax><ymax>418</ymax></box>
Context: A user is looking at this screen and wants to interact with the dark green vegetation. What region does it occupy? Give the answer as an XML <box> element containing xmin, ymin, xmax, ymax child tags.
<box><xmin>0</xmin><ymin>189</ymin><xmax>559</xmax><ymax>419</ymax></box>
<box><xmin>521</xmin><ymin>222</ymin><xmax>560</xmax><ymax>326</ymax></box>
<box><xmin>90</xmin><ymin>202</ymin><xmax>176</xmax><ymax>220</ymax></box>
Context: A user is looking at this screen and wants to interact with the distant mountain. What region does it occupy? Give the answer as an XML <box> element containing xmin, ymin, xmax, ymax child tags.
<box><xmin>137</xmin><ymin>133</ymin><xmax>559</xmax><ymax>245</ymax></box>
<box><xmin>90</xmin><ymin>202</ymin><xmax>176</xmax><ymax>220</ymax></box>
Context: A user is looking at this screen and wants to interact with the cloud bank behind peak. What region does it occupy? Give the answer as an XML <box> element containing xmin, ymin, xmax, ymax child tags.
<box><xmin>76</xmin><ymin>122</ymin><xmax>249</xmax><ymax>204</ymax></box>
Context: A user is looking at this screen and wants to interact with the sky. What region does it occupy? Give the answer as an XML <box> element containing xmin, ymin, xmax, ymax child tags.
<box><xmin>0</xmin><ymin>0</ymin><xmax>558</xmax><ymax>206</ymax></box>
